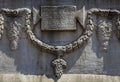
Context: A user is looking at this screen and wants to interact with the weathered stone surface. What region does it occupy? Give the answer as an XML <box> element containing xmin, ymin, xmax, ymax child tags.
<box><xmin>0</xmin><ymin>74</ymin><xmax>119</xmax><ymax>82</ymax></box>
<box><xmin>0</xmin><ymin>0</ymin><xmax>120</xmax><ymax>81</ymax></box>
<box><xmin>41</xmin><ymin>6</ymin><xmax>76</xmax><ymax>31</ymax></box>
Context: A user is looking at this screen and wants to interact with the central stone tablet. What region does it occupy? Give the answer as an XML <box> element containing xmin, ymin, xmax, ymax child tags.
<box><xmin>41</xmin><ymin>5</ymin><xmax>76</xmax><ymax>31</ymax></box>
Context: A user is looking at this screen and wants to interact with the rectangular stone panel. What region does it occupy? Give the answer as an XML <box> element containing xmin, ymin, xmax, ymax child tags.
<box><xmin>41</xmin><ymin>5</ymin><xmax>76</xmax><ymax>31</ymax></box>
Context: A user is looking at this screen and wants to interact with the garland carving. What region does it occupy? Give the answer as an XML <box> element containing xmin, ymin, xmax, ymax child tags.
<box><xmin>26</xmin><ymin>11</ymin><xmax>95</xmax><ymax>56</ymax></box>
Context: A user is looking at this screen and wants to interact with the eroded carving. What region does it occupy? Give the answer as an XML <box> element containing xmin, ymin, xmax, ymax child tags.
<box><xmin>51</xmin><ymin>58</ymin><xmax>67</xmax><ymax>78</ymax></box>
<box><xmin>116</xmin><ymin>20</ymin><xmax>120</xmax><ymax>41</ymax></box>
<box><xmin>97</xmin><ymin>21</ymin><xmax>112</xmax><ymax>52</ymax></box>
<box><xmin>0</xmin><ymin>14</ymin><xmax>4</xmax><ymax>39</ymax></box>
<box><xmin>7</xmin><ymin>21</ymin><xmax>21</xmax><ymax>50</ymax></box>
<box><xmin>26</xmin><ymin>11</ymin><xmax>95</xmax><ymax>55</ymax></box>
<box><xmin>26</xmin><ymin>8</ymin><xmax>95</xmax><ymax>78</ymax></box>
<box><xmin>1</xmin><ymin>7</ymin><xmax>120</xmax><ymax>78</ymax></box>
<box><xmin>41</xmin><ymin>6</ymin><xmax>76</xmax><ymax>31</ymax></box>
<box><xmin>88</xmin><ymin>8</ymin><xmax>120</xmax><ymax>52</ymax></box>
<box><xmin>89</xmin><ymin>8</ymin><xmax>120</xmax><ymax>17</ymax></box>
<box><xmin>0</xmin><ymin>8</ymin><xmax>31</xmax><ymax>50</ymax></box>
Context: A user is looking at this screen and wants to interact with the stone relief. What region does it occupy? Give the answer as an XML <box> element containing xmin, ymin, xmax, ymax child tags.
<box><xmin>28</xmin><ymin>8</ymin><xmax>120</xmax><ymax>78</ymax></box>
<box><xmin>7</xmin><ymin>21</ymin><xmax>21</xmax><ymax>50</ymax></box>
<box><xmin>51</xmin><ymin>58</ymin><xmax>67</xmax><ymax>78</ymax></box>
<box><xmin>97</xmin><ymin>21</ymin><xmax>112</xmax><ymax>52</ymax></box>
<box><xmin>0</xmin><ymin>14</ymin><xmax>4</xmax><ymax>39</ymax></box>
<box><xmin>116</xmin><ymin>19</ymin><xmax>120</xmax><ymax>41</ymax></box>
<box><xmin>88</xmin><ymin>8</ymin><xmax>120</xmax><ymax>53</ymax></box>
<box><xmin>27</xmin><ymin>8</ymin><xmax>94</xmax><ymax>55</ymax></box>
<box><xmin>26</xmin><ymin>6</ymin><xmax>95</xmax><ymax>78</ymax></box>
<box><xmin>0</xmin><ymin>8</ymin><xmax>31</xmax><ymax>50</ymax></box>
<box><xmin>0</xmin><ymin>7</ymin><xmax>120</xmax><ymax>78</ymax></box>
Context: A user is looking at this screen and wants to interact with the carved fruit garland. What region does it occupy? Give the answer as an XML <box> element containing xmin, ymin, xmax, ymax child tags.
<box><xmin>0</xmin><ymin>8</ymin><xmax>31</xmax><ymax>50</ymax></box>
<box><xmin>26</xmin><ymin>11</ymin><xmax>95</xmax><ymax>78</ymax></box>
<box><xmin>26</xmin><ymin>12</ymin><xmax>94</xmax><ymax>55</ymax></box>
<box><xmin>0</xmin><ymin>8</ymin><xmax>120</xmax><ymax>78</ymax></box>
<box><xmin>89</xmin><ymin>8</ymin><xmax>120</xmax><ymax>52</ymax></box>
<box><xmin>26</xmin><ymin>9</ymin><xmax>120</xmax><ymax>78</ymax></box>
<box><xmin>0</xmin><ymin>14</ymin><xmax>4</xmax><ymax>39</ymax></box>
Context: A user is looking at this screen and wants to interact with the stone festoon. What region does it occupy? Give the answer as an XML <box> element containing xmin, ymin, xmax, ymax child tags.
<box><xmin>0</xmin><ymin>6</ymin><xmax>120</xmax><ymax>78</ymax></box>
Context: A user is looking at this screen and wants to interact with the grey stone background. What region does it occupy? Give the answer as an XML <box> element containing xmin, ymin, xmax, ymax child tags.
<box><xmin>0</xmin><ymin>0</ymin><xmax>120</xmax><ymax>79</ymax></box>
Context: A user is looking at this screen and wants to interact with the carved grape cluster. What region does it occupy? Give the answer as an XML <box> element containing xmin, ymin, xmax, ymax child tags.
<box><xmin>0</xmin><ymin>8</ymin><xmax>31</xmax><ymax>50</ymax></box>
<box><xmin>51</xmin><ymin>58</ymin><xmax>67</xmax><ymax>78</ymax></box>
<box><xmin>7</xmin><ymin>22</ymin><xmax>20</xmax><ymax>50</ymax></box>
<box><xmin>97</xmin><ymin>21</ymin><xmax>112</xmax><ymax>52</ymax></box>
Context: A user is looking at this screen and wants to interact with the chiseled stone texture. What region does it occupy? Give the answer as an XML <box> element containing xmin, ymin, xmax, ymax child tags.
<box><xmin>41</xmin><ymin>6</ymin><xmax>76</xmax><ymax>31</ymax></box>
<box><xmin>0</xmin><ymin>0</ymin><xmax>120</xmax><ymax>81</ymax></box>
<box><xmin>0</xmin><ymin>74</ymin><xmax>120</xmax><ymax>82</ymax></box>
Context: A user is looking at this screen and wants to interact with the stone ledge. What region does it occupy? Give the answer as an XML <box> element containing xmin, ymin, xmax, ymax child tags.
<box><xmin>0</xmin><ymin>74</ymin><xmax>119</xmax><ymax>82</ymax></box>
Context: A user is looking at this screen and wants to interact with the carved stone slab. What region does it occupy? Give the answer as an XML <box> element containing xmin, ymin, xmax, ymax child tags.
<box><xmin>41</xmin><ymin>5</ymin><xmax>76</xmax><ymax>31</ymax></box>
